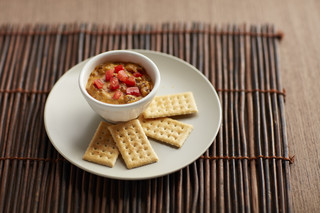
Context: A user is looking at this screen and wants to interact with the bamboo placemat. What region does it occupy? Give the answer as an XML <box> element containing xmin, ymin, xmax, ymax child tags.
<box><xmin>0</xmin><ymin>23</ymin><xmax>292</xmax><ymax>213</ymax></box>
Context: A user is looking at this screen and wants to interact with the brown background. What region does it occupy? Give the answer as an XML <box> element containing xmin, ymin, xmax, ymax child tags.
<box><xmin>1</xmin><ymin>0</ymin><xmax>319</xmax><ymax>212</ymax></box>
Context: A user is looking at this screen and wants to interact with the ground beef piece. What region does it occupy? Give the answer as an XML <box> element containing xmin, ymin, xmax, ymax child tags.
<box><xmin>124</xmin><ymin>95</ymin><xmax>138</xmax><ymax>103</ymax></box>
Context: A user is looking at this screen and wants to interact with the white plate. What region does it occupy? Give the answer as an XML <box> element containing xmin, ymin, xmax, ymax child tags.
<box><xmin>44</xmin><ymin>50</ymin><xmax>221</xmax><ymax>180</ymax></box>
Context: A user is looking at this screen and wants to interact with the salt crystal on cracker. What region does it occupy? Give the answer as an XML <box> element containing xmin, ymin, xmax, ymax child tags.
<box><xmin>139</xmin><ymin>116</ymin><xmax>193</xmax><ymax>148</ymax></box>
<box><xmin>142</xmin><ymin>92</ymin><xmax>198</xmax><ymax>119</ymax></box>
<box><xmin>108</xmin><ymin>119</ymin><xmax>158</xmax><ymax>169</ymax></box>
<box><xmin>83</xmin><ymin>121</ymin><xmax>119</xmax><ymax>168</ymax></box>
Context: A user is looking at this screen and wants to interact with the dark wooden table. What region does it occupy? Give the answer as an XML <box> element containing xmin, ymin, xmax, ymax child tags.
<box><xmin>0</xmin><ymin>0</ymin><xmax>319</xmax><ymax>212</ymax></box>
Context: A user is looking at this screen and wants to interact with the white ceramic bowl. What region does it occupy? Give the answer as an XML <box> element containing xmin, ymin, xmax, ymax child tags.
<box><xmin>79</xmin><ymin>50</ymin><xmax>160</xmax><ymax>123</ymax></box>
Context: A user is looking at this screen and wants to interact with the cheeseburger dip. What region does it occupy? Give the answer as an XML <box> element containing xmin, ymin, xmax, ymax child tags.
<box><xmin>86</xmin><ymin>62</ymin><xmax>153</xmax><ymax>104</ymax></box>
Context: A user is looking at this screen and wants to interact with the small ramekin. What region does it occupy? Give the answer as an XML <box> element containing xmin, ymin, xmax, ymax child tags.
<box><xmin>79</xmin><ymin>50</ymin><xmax>160</xmax><ymax>123</ymax></box>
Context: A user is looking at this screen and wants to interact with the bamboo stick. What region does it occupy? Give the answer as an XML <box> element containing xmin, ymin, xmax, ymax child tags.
<box><xmin>209</xmin><ymin>23</ymin><xmax>217</xmax><ymax>213</ymax></box>
<box><xmin>246</xmin><ymin>25</ymin><xmax>259</xmax><ymax>213</ymax></box>
<box><xmin>203</xmin><ymin>23</ymin><xmax>211</xmax><ymax>213</ymax></box>
<box><xmin>239</xmin><ymin>24</ymin><xmax>251</xmax><ymax>213</ymax></box>
<box><xmin>171</xmin><ymin>22</ymin><xmax>183</xmax><ymax>213</ymax></box>
<box><xmin>228</xmin><ymin>24</ymin><xmax>239</xmax><ymax>213</ymax></box>
<box><xmin>183</xmin><ymin>22</ymin><xmax>192</xmax><ymax>213</ymax></box>
<box><xmin>232</xmin><ymin>25</ymin><xmax>245</xmax><ymax>213</ymax></box>
<box><xmin>196</xmin><ymin>23</ymin><xmax>205</xmax><ymax>213</ymax></box>
<box><xmin>222</xmin><ymin>25</ymin><xmax>232</xmax><ymax>213</ymax></box>
<box><xmin>215</xmin><ymin>25</ymin><xmax>225</xmax><ymax>213</ymax></box>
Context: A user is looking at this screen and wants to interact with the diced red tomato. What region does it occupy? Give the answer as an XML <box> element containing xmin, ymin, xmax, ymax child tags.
<box><xmin>94</xmin><ymin>79</ymin><xmax>104</xmax><ymax>89</ymax></box>
<box><xmin>125</xmin><ymin>76</ymin><xmax>136</xmax><ymax>86</ymax></box>
<box><xmin>133</xmin><ymin>72</ymin><xmax>143</xmax><ymax>77</ymax></box>
<box><xmin>126</xmin><ymin>87</ymin><xmax>140</xmax><ymax>96</ymax></box>
<box><xmin>105</xmin><ymin>69</ymin><xmax>114</xmax><ymax>81</ymax></box>
<box><xmin>114</xmin><ymin>65</ymin><xmax>124</xmax><ymax>73</ymax></box>
<box><xmin>112</xmin><ymin>90</ymin><xmax>122</xmax><ymax>100</ymax></box>
<box><xmin>109</xmin><ymin>77</ymin><xmax>119</xmax><ymax>90</ymax></box>
<box><xmin>117</xmin><ymin>70</ymin><xmax>128</xmax><ymax>82</ymax></box>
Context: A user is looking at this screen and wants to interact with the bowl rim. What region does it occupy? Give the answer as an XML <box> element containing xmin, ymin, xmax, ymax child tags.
<box><xmin>79</xmin><ymin>50</ymin><xmax>161</xmax><ymax>109</ymax></box>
